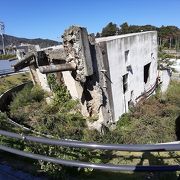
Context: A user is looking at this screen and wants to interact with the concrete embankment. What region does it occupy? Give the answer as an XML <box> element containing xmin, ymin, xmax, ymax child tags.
<box><xmin>0</xmin><ymin>81</ymin><xmax>32</xmax><ymax>112</ymax></box>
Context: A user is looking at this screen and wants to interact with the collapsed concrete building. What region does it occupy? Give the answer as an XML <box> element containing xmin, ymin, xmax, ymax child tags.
<box><xmin>13</xmin><ymin>26</ymin><xmax>158</xmax><ymax>130</ymax></box>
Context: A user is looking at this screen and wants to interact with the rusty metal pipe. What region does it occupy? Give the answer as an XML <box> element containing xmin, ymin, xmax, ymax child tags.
<box><xmin>39</xmin><ymin>63</ymin><xmax>76</xmax><ymax>74</ymax></box>
<box><xmin>13</xmin><ymin>53</ymin><xmax>35</xmax><ymax>71</ymax></box>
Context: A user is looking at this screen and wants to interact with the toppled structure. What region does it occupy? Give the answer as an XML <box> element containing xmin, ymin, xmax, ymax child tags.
<box><xmin>13</xmin><ymin>26</ymin><xmax>158</xmax><ymax>130</ymax></box>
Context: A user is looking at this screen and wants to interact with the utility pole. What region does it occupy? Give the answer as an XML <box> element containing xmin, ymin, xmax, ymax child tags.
<box><xmin>0</xmin><ymin>21</ymin><xmax>5</xmax><ymax>54</ymax></box>
<box><xmin>169</xmin><ymin>37</ymin><xmax>172</xmax><ymax>49</ymax></box>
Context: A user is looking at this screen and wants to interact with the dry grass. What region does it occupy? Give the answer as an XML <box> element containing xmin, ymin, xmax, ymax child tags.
<box><xmin>115</xmin><ymin>81</ymin><xmax>180</xmax><ymax>144</ymax></box>
<box><xmin>0</xmin><ymin>73</ymin><xmax>30</xmax><ymax>94</ymax></box>
<box><xmin>3</xmin><ymin>78</ymin><xmax>180</xmax><ymax>179</ymax></box>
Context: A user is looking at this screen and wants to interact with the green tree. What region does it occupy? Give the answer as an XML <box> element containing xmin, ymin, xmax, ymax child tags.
<box><xmin>119</xmin><ymin>22</ymin><xmax>129</xmax><ymax>34</ymax></box>
<box><xmin>101</xmin><ymin>22</ymin><xmax>119</xmax><ymax>37</ymax></box>
<box><xmin>158</xmin><ymin>26</ymin><xmax>180</xmax><ymax>48</ymax></box>
<box><xmin>119</xmin><ymin>23</ymin><xmax>157</xmax><ymax>35</ymax></box>
<box><xmin>95</xmin><ymin>32</ymin><xmax>101</xmax><ymax>38</ymax></box>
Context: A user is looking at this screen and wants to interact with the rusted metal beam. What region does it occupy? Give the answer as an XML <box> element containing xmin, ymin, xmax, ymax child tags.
<box><xmin>38</xmin><ymin>63</ymin><xmax>76</xmax><ymax>74</ymax></box>
<box><xmin>13</xmin><ymin>53</ymin><xmax>35</xmax><ymax>71</ymax></box>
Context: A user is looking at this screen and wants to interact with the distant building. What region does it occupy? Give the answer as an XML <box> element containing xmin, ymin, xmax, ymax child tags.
<box><xmin>5</xmin><ymin>45</ymin><xmax>16</xmax><ymax>55</ymax></box>
<box><xmin>16</xmin><ymin>44</ymin><xmax>40</xmax><ymax>59</ymax></box>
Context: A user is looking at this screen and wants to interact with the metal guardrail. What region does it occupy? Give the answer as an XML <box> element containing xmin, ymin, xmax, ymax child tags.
<box><xmin>0</xmin><ymin>144</ymin><xmax>180</xmax><ymax>172</ymax></box>
<box><xmin>0</xmin><ymin>130</ymin><xmax>180</xmax><ymax>152</ymax></box>
<box><xmin>0</xmin><ymin>130</ymin><xmax>180</xmax><ymax>171</ymax></box>
<box><xmin>0</xmin><ymin>76</ymin><xmax>179</xmax><ymax>172</ymax></box>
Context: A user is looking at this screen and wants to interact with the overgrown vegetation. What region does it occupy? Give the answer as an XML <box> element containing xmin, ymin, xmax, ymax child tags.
<box><xmin>0</xmin><ymin>73</ymin><xmax>30</xmax><ymax>95</ymax></box>
<box><xmin>6</xmin><ymin>74</ymin><xmax>107</xmax><ymax>178</ymax></box>
<box><xmin>9</xmin><ymin>84</ymin><xmax>45</xmax><ymax>124</ymax></box>
<box><xmin>0</xmin><ymin>75</ymin><xmax>180</xmax><ymax>178</ymax></box>
<box><xmin>110</xmin><ymin>81</ymin><xmax>180</xmax><ymax>144</ymax></box>
<box><xmin>7</xmin><ymin>79</ymin><xmax>180</xmax><ymax>144</ymax></box>
<box><xmin>158</xmin><ymin>51</ymin><xmax>176</xmax><ymax>60</ymax></box>
<box><xmin>0</xmin><ymin>54</ymin><xmax>16</xmax><ymax>60</ymax></box>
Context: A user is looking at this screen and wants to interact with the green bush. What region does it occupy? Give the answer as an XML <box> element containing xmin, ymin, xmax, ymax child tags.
<box><xmin>0</xmin><ymin>112</ymin><xmax>10</xmax><ymax>131</ymax></box>
<box><xmin>11</xmin><ymin>84</ymin><xmax>44</xmax><ymax>105</ymax></box>
<box><xmin>166</xmin><ymin>81</ymin><xmax>180</xmax><ymax>106</ymax></box>
<box><xmin>110</xmin><ymin>81</ymin><xmax>180</xmax><ymax>144</ymax></box>
<box><xmin>47</xmin><ymin>74</ymin><xmax>72</xmax><ymax>107</ymax></box>
<box><xmin>7</xmin><ymin>73</ymin><xmax>180</xmax><ymax>177</ymax></box>
<box><xmin>9</xmin><ymin>84</ymin><xmax>45</xmax><ymax>123</ymax></box>
<box><xmin>0</xmin><ymin>54</ymin><xmax>16</xmax><ymax>60</ymax></box>
<box><xmin>7</xmin><ymin>77</ymin><xmax>110</xmax><ymax>176</ymax></box>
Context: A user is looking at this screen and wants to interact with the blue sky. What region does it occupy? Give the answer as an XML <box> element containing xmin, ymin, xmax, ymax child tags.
<box><xmin>0</xmin><ymin>0</ymin><xmax>180</xmax><ymax>41</ymax></box>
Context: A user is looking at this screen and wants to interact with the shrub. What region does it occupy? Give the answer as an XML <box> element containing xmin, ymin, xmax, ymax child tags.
<box><xmin>0</xmin><ymin>54</ymin><xmax>16</xmax><ymax>60</ymax></box>
<box><xmin>7</xmin><ymin>72</ymin><xmax>180</xmax><ymax>176</ymax></box>
<box><xmin>47</xmin><ymin>74</ymin><xmax>72</xmax><ymax>107</ymax></box>
<box><xmin>9</xmin><ymin>84</ymin><xmax>45</xmax><ymax>123</ymax></box>
<box><xmin>166</xmin><ymin>81</ymin><xmax>180</xmax><ymax>106</ymax></box>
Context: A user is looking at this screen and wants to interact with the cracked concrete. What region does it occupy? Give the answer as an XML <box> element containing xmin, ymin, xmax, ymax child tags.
<box><xmin>13</xmin><ymin>26</ymin><xmax>158</xmax><ymax>132</ymax></box>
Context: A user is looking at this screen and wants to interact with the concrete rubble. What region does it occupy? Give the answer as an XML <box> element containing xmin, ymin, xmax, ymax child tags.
<box><xmin>13</xmin><ymin>26</ymin><xmax>159</xmax><ymax>131</ymax></box>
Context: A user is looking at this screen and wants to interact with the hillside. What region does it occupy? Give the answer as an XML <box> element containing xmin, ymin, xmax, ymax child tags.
<box><xmin>0</xmin><ymin>34</ymin><xmax>59</xmax><ymax>48</ymax></box>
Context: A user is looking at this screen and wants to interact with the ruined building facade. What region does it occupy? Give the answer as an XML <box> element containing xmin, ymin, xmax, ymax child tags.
<box><xmin>13</xmin><ymin>26</ymin><xmax>158</xmax><ymax>129</ymax></box>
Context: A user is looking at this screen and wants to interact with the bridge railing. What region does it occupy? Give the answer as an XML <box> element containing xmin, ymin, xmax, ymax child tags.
<box><xmin>0</xmin><ymin>129</ymin><xmax>180</xmax><ymax>172</ymax></box>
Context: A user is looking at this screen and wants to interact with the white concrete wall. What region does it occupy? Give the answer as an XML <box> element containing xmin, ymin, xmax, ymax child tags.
<box><xmin>102</xmin><ymin>31</ymin><xmax>158</xmax><ymax>120</ymax></box>
<box><xmin>36</xmin><ymin>69</ymin><xmax>51</xmax><ymax>92</ymax></box>
<box><xmin>62</xmin><ymin>71</ymin><xmax>79</xmax><ymax>99</ymax></box>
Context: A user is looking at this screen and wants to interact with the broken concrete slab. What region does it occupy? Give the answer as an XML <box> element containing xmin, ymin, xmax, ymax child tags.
<box><xmin>13</xmin><ymin>26</ymin><xmax>158</xmax><ymax>132</ymax></box>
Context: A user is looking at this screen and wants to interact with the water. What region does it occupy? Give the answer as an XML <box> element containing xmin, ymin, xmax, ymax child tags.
<box><xmin>0</xmin><ymin>163</ymin><xmax>47</xmax><ymax>180</ymax></box>
<box><xmin>0</xmin><ymin>60</ymin><xmax>16</xmax><ymax>70</ymax></box>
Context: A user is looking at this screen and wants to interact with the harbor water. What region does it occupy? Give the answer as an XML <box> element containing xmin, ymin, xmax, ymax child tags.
<box><xmin>0</xmin><ymin>60</ymin><xmax>16</xmax><ymax>70</ymax></box>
